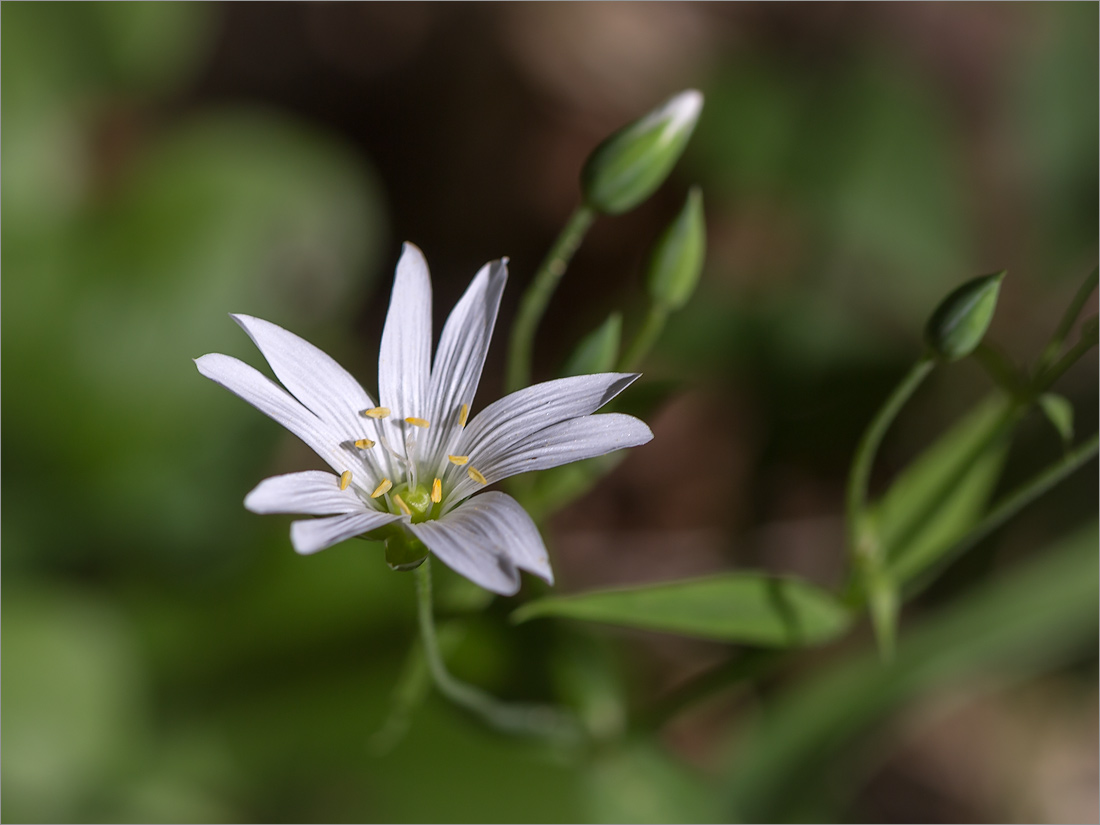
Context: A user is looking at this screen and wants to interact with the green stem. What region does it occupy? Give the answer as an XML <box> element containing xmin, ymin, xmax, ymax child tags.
<box><xmin>845</xmin><ymin>356</ymin><xmax>936</xmax><ymax>558</ymax></box>
<box><xmin>618</xmin><ymin>303</ymin><xmax>669</xmax><ymax>372</ymax></box>
<box><xmin>414</xmin><ymin>558</ymin><xmax>583</xmax><ymax>745</ymax></box>
<box><xmin>506</xmin><ymin>205</ymin><xmax>598</xmax><ymax>392</ymax></box>
<box><xmin>1037</xmin><ymin>267</ymin><xmax>1097</xmax><ymax>372</ymax></box>
<box><xmin>897</xmin><ymin>432</ymin><xmax>1099</xmax><ymax>588</ymax></box>
<box><xmin>1033</xmin><ymin>328</ymin><xmax>1098</xmax><ymax>396</ymax></box>
<box><xmin>632</xmin><ymin>648</ymin><xmax>781</xmax><ymax>733</ymax></box>
<box><xmin>973</xmin><ymin>342</ymin><xmax>1027</xmax><ymax>399</ymax></box>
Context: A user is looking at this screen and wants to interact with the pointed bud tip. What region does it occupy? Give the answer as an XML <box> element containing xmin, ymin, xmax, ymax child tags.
<box><xmin>581</xmin><ymin>89</ymin><xmax>705</xmax><ymax>215</ymax></box>
<box><xmin>924</xmin><ymin>271</ymin><xmax>1005</xmax><ymax>362</ymax></box>
<box><xmin>645</xmin><ymin>185</ymin><xmax>707</xmax><ymax>310</ymax></box>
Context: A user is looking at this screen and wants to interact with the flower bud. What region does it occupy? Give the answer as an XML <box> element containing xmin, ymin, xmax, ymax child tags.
<box><xmin>645</xmin><ymin>186</ymin><xmax>706</xmax><ymax>311</ymax></box>
<box><xmin>581</xmin><ymin>89</ymin><xmax>704</xmax><ymax>215</ymax></box>
<box><xmin>924</xmin><ymin>271</ymin><xmax>1005</xmax><ymax>362</ymax></box>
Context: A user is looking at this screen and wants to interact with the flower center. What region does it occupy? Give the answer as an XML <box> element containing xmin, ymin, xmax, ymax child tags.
<box><xmin>391</xmin><ymin>481</ymin><xmax>434</xmax><ymax>523</ymax></box>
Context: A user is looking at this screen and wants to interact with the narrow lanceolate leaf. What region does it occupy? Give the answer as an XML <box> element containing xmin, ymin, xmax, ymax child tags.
<box><xmin>513</xmin><ymin>573</ymin><xmax>851</xmax><ymax>647</ymax></box>
<box><xmin>724</xmin><ymin>523</ymin><xmax>1098</xmax><ymax>823</ymax></box>
<box><xmin>561</xmin><ymin>312</ymin><xmax>622</xmax><ymax>377</ymax></box>
<box><xmin>876</xmin><ymin>395</ymin><xmax>1012</xmax><ymax>584</ymax></box>
<box><xmin>1038</xmin><ymin>392</ymin><xmax>1074</xmax><ymax>446</ymax></box>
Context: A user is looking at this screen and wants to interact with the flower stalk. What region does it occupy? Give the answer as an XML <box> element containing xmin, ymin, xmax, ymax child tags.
<box><xmin>414</xmin><ymin>557</ymin><xmax>583</xmax><ymax>746</ymax></box>
<box><xmin>506</xmin><ymin>205</ymin><xmax>597</xmax><ymax>392</ymax></box>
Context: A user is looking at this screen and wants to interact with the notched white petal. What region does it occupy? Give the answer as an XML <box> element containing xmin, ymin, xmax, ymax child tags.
<box><xmin>195</xmin><ymin>353</ymin><xmax>342</xmax><ymax>464</ymax></box>
<box><xmin>459</xmin><ymin>373</ymin><xmax>641</xmax><ymax>461</ymax></box>
<box><xmin>379</xmin><ymin>242</ymin><xmax>433</xmax><ymax>419</ymax></box>
<box><xmin>231</xmin><ymin>314</ymin><xmax>376</xmax><ymax>429</ymax></box>
<box><xmin>245</xmin><ymin>470</ymin><xmax>368</xmax><ymax>516</ymax></box>
<box><xmin>409</xmin><ymin>491</ymin><xmax>552</xmax><ymax>594</ymax></box>
<box><xmin>423</xmin><ymin>258</ymin><xmax>508</xmax><ymax>465</ymax></box>
<box><xmin>290</xmin><ymin>511</ymin><xmax>401</xmax><ymax>555</ymax></box>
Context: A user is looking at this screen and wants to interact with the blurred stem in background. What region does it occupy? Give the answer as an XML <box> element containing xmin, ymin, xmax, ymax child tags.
<box><xmin>506</xmin><ymin>205</ymin><xmax>596</xmax><ymax>392</ymax></box>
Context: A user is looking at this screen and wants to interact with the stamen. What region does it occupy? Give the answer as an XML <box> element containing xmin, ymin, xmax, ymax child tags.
<box><xmin>467</xmin><ymin>466</ymin><xmax>487</xmax><ymax>485</ymax></box>
<box><xmin>354</xmin><ymin>438</ymin><xmax>375</xmax><ymax>449</ymax></box>
<box><xmin>448</xmin><ymin>455</ymin><xmax>469</xmax><ymax>466</ymax></box>
<box><xmin>339</xmin><ymin>470</ymin><xmax>352</xmax><ymax>490</ymax></box>
<box><xmin>431</xmin><ymin>477</ymin><xmax>442</xmax><ymax>503</ymax></box>
<box><xmin>459</xmin><ymin>403</ymin><xmax>469</xmax><ymax>427</ymax></box>
<box><xmin>362</xmin><ymin>407</ymin><xmax>390</xmax><ymax>419</ymax></box>
<box><xmin>404</xmin><ymin>417</ymin><xmax>430</xmax><ymax>428</ymax></box>
<box><xmin>392</xmin><ymin>493</ymin><xmax>412</xmax><ymax>516</ymax></box>
<box><xmin>371</xmin><ymin>478</ymin><xmax>392</xmax><ymax>499</ymax></box>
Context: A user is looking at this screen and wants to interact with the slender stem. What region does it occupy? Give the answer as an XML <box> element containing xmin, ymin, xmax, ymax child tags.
<box><xmin>414</xmin><ymin>558</ymin><xmax>583</xmax><ymax>746</ymax></box>
<box><xmin>1037</xmin><ymin>267</ymin><xmax>1098</xmax><ymax>372</ymax></box>
<box><xmin>618</xmin><ymin>303</ymin><xmax>669</xmax><ymax>372</ymax></box>
<box><xmin>973</xmin><ymin>342</ymin><xmax>1027</xmax><ymax>399</ymax></box>
<box><xmin>845</xmin><ymin>356</ymin><xmax>936</xmax><ymax>556</ymax></box>
<box><xmin>632</xmin><ymin>648</ymin><xmax>782</xmax><ymax>733</ymax></box>
<box><xmin>1033</xmin><ymin>328</ymin><xmax>1098</xmax><ymax>395</ymax></box>
<box><xmin>897</xmin><ymin>432</ymin><xmax>1099</xmax><ymax>587</ymax></box>
<box><xmin>506</xmin><ymin>205</ymin><xmax>598</xmax><ymax>392</ymax></box>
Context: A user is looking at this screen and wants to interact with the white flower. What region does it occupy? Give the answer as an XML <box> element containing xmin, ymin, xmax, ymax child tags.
<box><xmin>196</xmin><ymin>243</ymin><xmax>653</xmax><ymax>595</ymax></box>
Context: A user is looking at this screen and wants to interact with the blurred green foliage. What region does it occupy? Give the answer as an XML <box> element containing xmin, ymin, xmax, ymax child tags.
<box><xmin>3</xmin><ymin>3</ymin><xmax>1096</xmax><ymax>823</ymax></box>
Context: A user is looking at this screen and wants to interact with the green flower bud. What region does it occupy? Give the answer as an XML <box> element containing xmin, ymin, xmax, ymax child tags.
<box><xmin>924</xmin><ymin>271</ymin><xmax>1005</xmax><ymax>362</ymax></box>
<box><xmin>645</xmin><ymin>186</ymin><xmax>706</xmax><ymax>311</ymax></box>
<box><xmin>581</xmin><ymin>89</ymin><xmax>704</xmax><ymax>215</ymax></box>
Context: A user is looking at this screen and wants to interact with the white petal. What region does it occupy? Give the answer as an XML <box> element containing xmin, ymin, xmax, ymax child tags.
<box><xmin>196</xmin><ymin>353</ymin><xmax>346</xmax><ymax>471</ymax></box>
<box><xmin>447</xmin><ymin>413</ymin><xmax>653</xmax><ymax>501</ymax></box>
<box><xmin>378</xmin><ymin>243</ymin><xmax>433</xmax><ymax>420</ymax></box>
<box><xmin>409</xmin><ymin>492</ymin><xmax>551</xmax><ymax>595</ymax></box>
<box><xmin>421</xmin><ymin>259</ymin><xmax>507</xmax><ymax>467</ymax></box>
<box><xmin>231</xmin><ymin>314</ymin><xmax>392</xmax><ymax>478</ymax></box>
<box><xmin>245</xmin><ymin>471</ymin><xmax>371</xmax><ymax>515</ymax></box>
<box><xmin>457</xmin><ymin>373</ymin><xmax>640</xmax><ymax>464</ymax></box>
<box><xmin>290</xmin><ymin>511</ymin><xmax>401</xmax><ymax>555</ymax></box>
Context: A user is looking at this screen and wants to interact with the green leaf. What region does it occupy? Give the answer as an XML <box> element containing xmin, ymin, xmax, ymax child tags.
<box><xmin>724</xmin><ymin>522</ymin><xmax>1099</xmax><ymax>822</ymax></box>
<box><xmin>1038</xmin><ymin>392</ymin><xmax>1075</xmax><ymax>446</ymax></box>
<box><xmin>875</xmin><ymin>395</ymin><xmax>1012</xmax><ymax>583</ymax></box>
<box><xmin>561</xmin><ymin>312</ymin><xmax>622</xmax><ymax>377</ymax></box>
<box><xmin>513</xmin><ymin>573</ymin><xmax>851</xmax><ymax>647</ymax></box>
<box><xmin>585</xmin><ymin>740</ymin><xmax>721</xmax><ymax>824</ymax></box>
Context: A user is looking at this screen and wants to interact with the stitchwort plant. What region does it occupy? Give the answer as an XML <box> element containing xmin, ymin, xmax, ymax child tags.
<box><xmin>197</xmin><ymin>89</ymin><xmax>1097</xmax><ymax>772</ymax></box>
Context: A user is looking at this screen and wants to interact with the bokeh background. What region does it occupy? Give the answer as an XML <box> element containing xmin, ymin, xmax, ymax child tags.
<box><xmin>3</xmin><ymin>3</ymin><xmax>1097</xmax><ymax>822</ymax></box>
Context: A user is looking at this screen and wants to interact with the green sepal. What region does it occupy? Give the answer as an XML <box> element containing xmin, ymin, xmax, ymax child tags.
<box><xmin>378</xmin><ymin>524</ymin><xmax>428</xmax><ymax>572</ymax></box>
<box><xmin>581</xmin><ymin>89</ymin><xmax>703</xmax><ymax>215</ymax></box>
<box><xmin>923</xmin><ymin>271</ymin><xmax>1005</xmax><ymax>361</ymax></box>
<box><xmin>645</xmin><ymin>186</ymin><xmax>706</xmax><ymax>311</ymax></box>
<box><xmin>561</xmin><ymin>312</ymin><xmax>622</xmax><ymax>377</ymax></box>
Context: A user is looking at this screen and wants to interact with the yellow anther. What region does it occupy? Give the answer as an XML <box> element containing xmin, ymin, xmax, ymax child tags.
<box><xmin>467</xmin><ymin>466</ymin><xmax>487</xmax><ymax>485</ymax></box>
<box><xmin>339</xmin><ymin>470</ymin><xmax>352</xmax><ymax>491</ymax></box>
<box><xmin>405</xmin><ymin>417</ymin><xmax>430</xmax><ymax>428</ymax></box>
<box><xmin>448</xmin><ymin>455</ymin><xmax>469</xmax><ymax>466</ymax></box>
<box><xmin>371</xmin><ymin>478</ymin><xmax>392</xmax><ymax>499</ymax></box>
<box><xmin>431</xmin><ymin>477</ymin><xmax>442</xmax><ymax>504</ymax></box>
<box><xmin>354</xmin><ymin>438</ymin><xmax>375</xmax><ymax>449</ymax></box>
<box><xmin>459</xmin><ymin>403</ymin><xmax>469</xmax><ymax>428</ymax></box>
<box><xmin>392</xmin><ymin>493</ymin><xmax>412</xmax><ymax>516</ymax></box>
<box><xmin>362</xmin><ymin>407</ymin><xmax>390</xmax><ymax>419</ymax></box>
